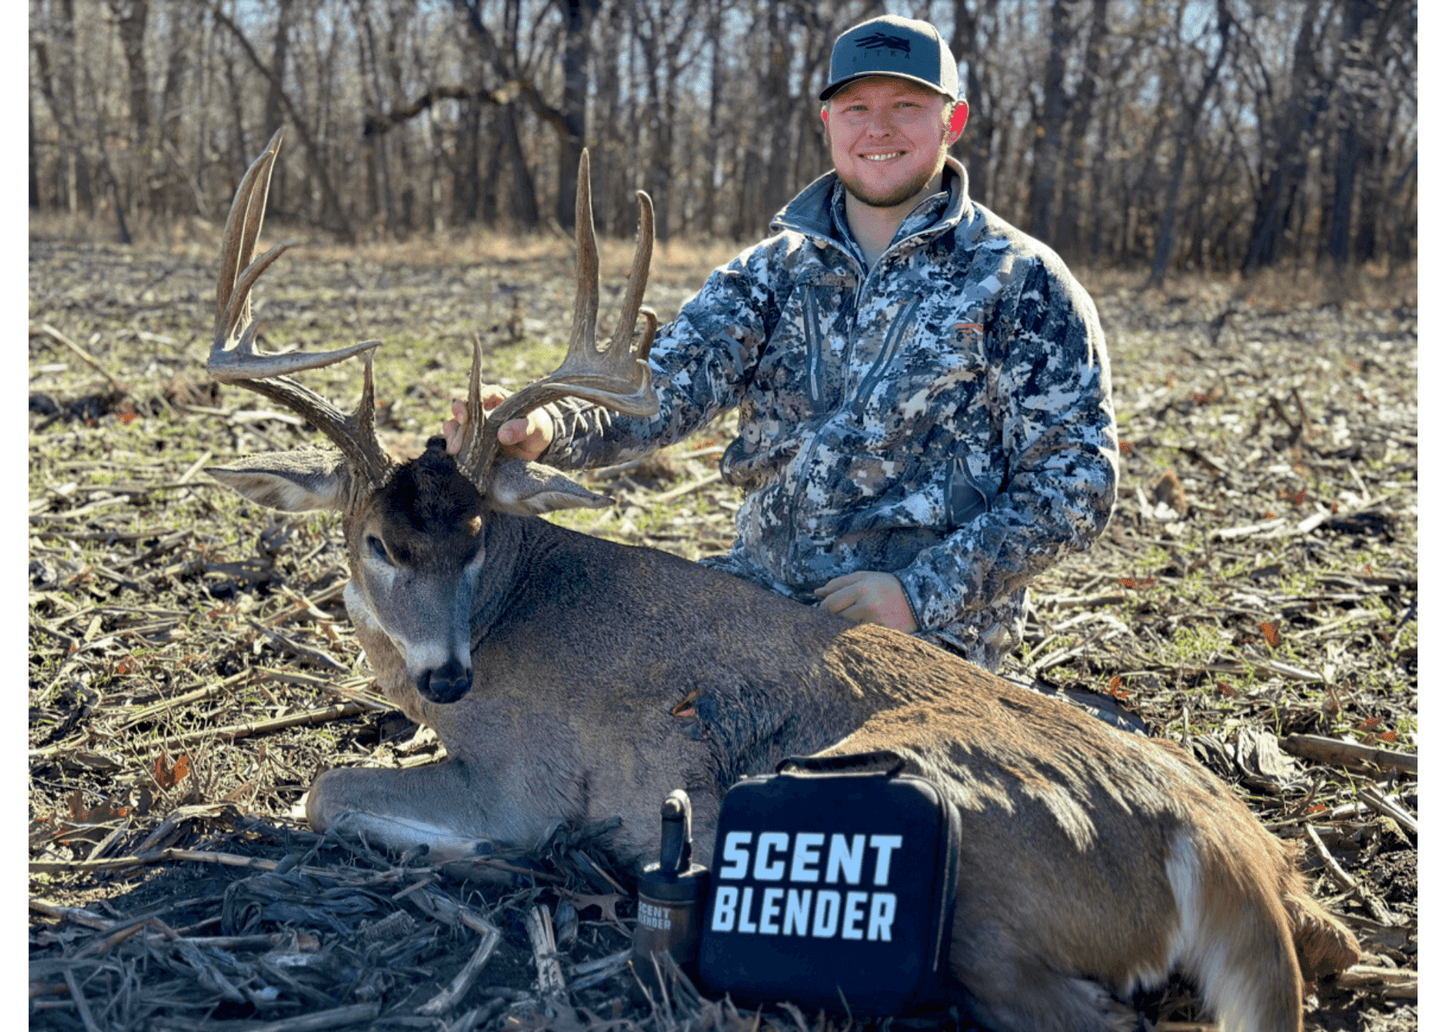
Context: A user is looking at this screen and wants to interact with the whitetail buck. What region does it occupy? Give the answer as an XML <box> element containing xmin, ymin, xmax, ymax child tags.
<box><xmin>207</xmin><ymin>130</ymin><xmax>1358</xmax><ymax>1032</ymax></box>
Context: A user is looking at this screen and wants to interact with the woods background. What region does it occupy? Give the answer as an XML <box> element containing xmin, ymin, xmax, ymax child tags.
<box><xmin>29</xmin><ymin>0</ymin><xmax>1416</xmax><ymax>282</ymax></box>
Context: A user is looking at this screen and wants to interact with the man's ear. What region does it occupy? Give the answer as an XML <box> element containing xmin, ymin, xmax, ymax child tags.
<box><xmin>947</xmin><ymin>100</ymin><xmax>969</xmax><ymax>143</ymax></box>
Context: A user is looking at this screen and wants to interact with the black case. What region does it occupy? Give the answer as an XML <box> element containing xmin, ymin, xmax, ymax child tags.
<box><xmin>697</xmin><ymin>751</ymin><xmax>961</xmax><ymax>1014</ymax></box>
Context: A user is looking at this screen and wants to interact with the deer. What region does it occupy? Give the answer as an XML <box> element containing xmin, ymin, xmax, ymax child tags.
<box><xmin>205</xmin><ymin>129</ymin><xmax>1359</xmax><ymax>1032</ymax></box>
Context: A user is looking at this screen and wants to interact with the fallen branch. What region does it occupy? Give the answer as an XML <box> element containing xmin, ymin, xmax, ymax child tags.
<box><xmin>1282</xmin><ymin>735</ymin><xmax>1417</xmax><ymax>775</ymax></box>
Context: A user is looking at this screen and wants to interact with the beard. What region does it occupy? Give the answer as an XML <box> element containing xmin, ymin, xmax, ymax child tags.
<box><xmin>834</xmin><ymin>145</ymin><xmax>949</xmax><ymax>211</ymax></box>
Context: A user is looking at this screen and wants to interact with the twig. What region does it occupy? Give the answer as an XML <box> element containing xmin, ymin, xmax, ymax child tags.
<box><xmin>651</xmin><ymin>472</ymin><xmax>723</xmax><ymax>505</ymax></box>
<box><xmin>150</xmin><ymin>701</ymin><xmax>376</xmax><ymax>749</ymax></box>
<box><xmin>1211</xmin><ymin>516</ymin><xmax>1287</xmax><ymax>540</ymax></box>
<box><xmin>1304</xmin><ymin>823</ymin><xmax>1357</xmax><ymax>894</ymax></box>
<box><xmin>1043</xmin><ymin>593</ymin><xmax>1130</xmax><ymax>610</ymax></box>
<box><xmin>1282</xmin><ymin>735</ymin><xmax>1417</xmax><ymax>775</ymax></box>
<box><xmin>1358</xmin><ymin>786</ymin><xmax>1417</xmax><ymax>836</ymax></box>
<box><xmin>219</xmin><ymin>1003</ymin><xmax>383</xmax><ymax>1032</ymax></box>
<box><xmin>62</xmin><ymin>967</ymin><xmax>103</xmax><ymax>1032</ymax></box>
<box><xmin>30</xmin><ymin>899</ymin><xmax>114</xmax><ymax>931</ymax></box>
<box><xmin>33</xmin><ymin>323</ymin><xmax>128</xmax><ymax>394</ymax></box>
<box><xmin>247</xmin><ymin>619</ymin><xmax>350</xmax><ymax>672</ymax></box>
<box><xmin>417</xmin><ymin>917</ymin><xmax>501</xmax><ymax>1015</ymax></box>
<box><xmin>1333</xmin><ymin>966</ymin><xmax>1418</xmax><ymax>997</ymax></box>
<box><xmin>1243</xmin><ymin>653</ymin><xmax>1325</xmax><ymax>682</ymax></box>
<box><xmin>525</xmin><ymin>904</ymin><xmax>569</xmax><ymax>1007</ymax></box>
<box><xmin>74</xmin><ymin>916</ymin><xmax>177</xmax><ymax>958</ymax></box>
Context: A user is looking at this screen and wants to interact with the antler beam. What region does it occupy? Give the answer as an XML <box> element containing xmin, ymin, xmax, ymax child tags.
<box><xmin>209</xmin><ymin>128</ymin><xmax>394</xmax><ymax>488</ymax></box>
<box><xmin>455</xmin><ymin>149</ymin><xmax>659</xmax><ymax>484</ymax></box>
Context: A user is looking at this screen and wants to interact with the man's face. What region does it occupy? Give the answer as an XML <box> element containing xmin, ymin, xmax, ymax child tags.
<box><xmin>824</xmin><ymin>77</ymin><xmax>953</xmax><ymax>211</ymax></box>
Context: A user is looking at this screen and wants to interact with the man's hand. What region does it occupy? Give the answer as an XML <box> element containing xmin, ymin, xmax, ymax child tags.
<box><xmin>814</xmin><ymin>572</ymin><xmax>917</xmax><ymax>633</ymax></box>
<box><xmin>442</xmin><ymin>389</ymin><xmax>553</xmax><ymax>461</ymax></box>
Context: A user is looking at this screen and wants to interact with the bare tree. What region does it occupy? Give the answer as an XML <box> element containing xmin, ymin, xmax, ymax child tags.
<box><xmin>1149</xmin><ymin>0</ymin><xmax>1233</xmax><ymax>286</ymax></box>
<box><xmin>24</xmin><ymin>0</ymin><xmax>1413</xmax><ymax>272</ymax></box>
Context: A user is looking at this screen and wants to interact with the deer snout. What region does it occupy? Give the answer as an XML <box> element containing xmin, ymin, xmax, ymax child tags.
<box><xmin>416</xmin><ymin>658</ymin><xmax>473</xmax><ymax>704</ymax></box>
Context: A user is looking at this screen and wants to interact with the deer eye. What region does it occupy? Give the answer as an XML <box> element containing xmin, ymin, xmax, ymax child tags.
<box><xmin>366</xmin><ymin>535</ymin><xmax>391</xmax><ymax>565</ymax></box>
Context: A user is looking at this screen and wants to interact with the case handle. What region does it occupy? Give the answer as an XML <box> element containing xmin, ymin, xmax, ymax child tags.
<box><xmin>776</xmin><ymin>750</ymin><xmax>907</xmax><ymax>776</ymax></box>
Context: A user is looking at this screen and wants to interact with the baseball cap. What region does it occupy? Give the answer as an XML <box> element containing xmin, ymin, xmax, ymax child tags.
<box><xmin>820</xmin><ymin>15</ymin><xmax>960</xmax><ymax>102</ymax></box>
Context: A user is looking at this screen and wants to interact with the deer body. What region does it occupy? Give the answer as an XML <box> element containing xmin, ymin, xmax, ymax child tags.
<box><xmin>205</xmin><ymin>131</ymin><xmax>1358</xmax><ymax>1032</ymax></box>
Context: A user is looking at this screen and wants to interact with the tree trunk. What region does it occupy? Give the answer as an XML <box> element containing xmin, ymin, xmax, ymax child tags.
<box><xmin>556</xmin><ymin>0</ymin><xmax>598</xmax><ymax>231</ymax></box>
<box><xmin>951</xmin><ymin>0</ymin><xmax>998</xmax><ymax>207</ymax></box>
<box><xmin>1149</xmin><ymin>2</ymin><xmax>1232</xmax><ymax>286</ymax></box>
<box><xmin>265</xmin><ymin>0</ymin><xmax>295</xmax><ymax>135</ymax></box>
<box><xmin>699</xmin><ymin>0</ymin><xmax>724</xmax><ymax>237</ymax></box>
<box><xmin>760</xmin><ymin>0</ymin><xmax>795</xmax><ymax>221</ymax></box>
<box><xmin>1029</xmin><ymin>0</ymin><xmax>1073</xmax><ymax>240</ymax></box>
<box><xmin>1059</xmin><ymin>0</ymin><xmax>1109</xmax><ymax>258</ymax></box>
<box><xmin>1242</xmin><ymin>0</ymin><xmax>1325</xmax><ymax>271</ymax></box>
<box><xmin>29</xmin><ymin>97</ymin><xmax>40</xmax><ymax>209</ymax></box>
<box><xmin>501</xmin><ymin>102</ymin><xmax>539</xmax><ymax>229</ymax></box>
<box><xmin>1326</xmin><ymin>0</ymin><xmax>1379</xmax><ymax>265</ymax></box>
<box><xmin>111</xmin><ymin>0</ymin><xmax>151</xmax><ymax>138</ymax></box>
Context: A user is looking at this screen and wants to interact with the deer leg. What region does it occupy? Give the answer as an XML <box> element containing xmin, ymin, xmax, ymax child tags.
<box><xmin>949</xmin><ymin>931</ymin><xmax>1143</xmax><ymax>1032</ymax></box>
<box><xmin>305</xmin><ymin>760</ymin><xmax>522</xmax><ymax>865</ymax></box>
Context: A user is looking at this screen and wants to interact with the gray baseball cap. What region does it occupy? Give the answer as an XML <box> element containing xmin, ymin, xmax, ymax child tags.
<box><xmin>820</xmin><ymin>15</ymin><xmax>960</xmax><ymax>102</ymax></box>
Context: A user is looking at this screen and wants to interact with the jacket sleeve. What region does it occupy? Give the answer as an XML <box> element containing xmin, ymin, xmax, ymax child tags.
<box><xmin>542</xmin><ymin>247</ymin><xmax>779</xmax><ymax>471</ymax></box>
<box><xmin>894</xmin><ymin>256</ymin><xmax>1119</xmax><ymax>630</ymax></box>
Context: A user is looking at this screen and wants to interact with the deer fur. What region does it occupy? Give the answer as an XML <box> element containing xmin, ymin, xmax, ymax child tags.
<box><xmin>213</xmin><ymin>441</ymin><xmax>1359</xmax><ymax>1032</ymax></box>
<box><xmin>206</xmin><ymin>131</ymin><xmax>1358</xmax><ymax>1032</ymax></box>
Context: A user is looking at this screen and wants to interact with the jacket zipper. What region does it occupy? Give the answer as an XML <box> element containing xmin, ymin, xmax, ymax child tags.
<box><xmin>781</xmin><ymin>267</ymin><xmax>926</xmax><ymax>581</ymax></box>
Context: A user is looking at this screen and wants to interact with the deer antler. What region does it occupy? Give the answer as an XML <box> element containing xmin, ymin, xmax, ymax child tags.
<box><xmin>209</xmin><ymin>128</ymin><xmax>395</xmax><ymax>488</ymax></box>
<box><xmin>454</xmin><ymin>149</ymin><xmax>659</xmax><ymax>484</ymax></box>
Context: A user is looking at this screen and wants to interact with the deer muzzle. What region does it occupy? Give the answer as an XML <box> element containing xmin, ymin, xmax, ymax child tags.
<box><xmin>416</xmin><ymin>657</ymin><xmax>473</xmax><ymax>705</ymax></box>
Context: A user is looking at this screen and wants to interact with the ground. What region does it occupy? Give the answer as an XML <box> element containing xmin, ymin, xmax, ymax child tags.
<box><xmin>28</xmin><ymin>225</ymin><xmax>1417</xmax><ymax>1031</ymax></box>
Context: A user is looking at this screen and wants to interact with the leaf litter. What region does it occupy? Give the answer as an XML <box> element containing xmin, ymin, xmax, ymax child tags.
<box><xmin>29</xmin><ymin>238</ymin><xmax>1416</xmax><ymax>1031</ymax></box>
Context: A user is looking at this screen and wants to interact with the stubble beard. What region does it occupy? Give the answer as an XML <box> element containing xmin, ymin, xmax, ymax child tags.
<box><xmin>838</xmin><ymin>146</ymin><xmax>949</xmax><ymax>210</ymax></box>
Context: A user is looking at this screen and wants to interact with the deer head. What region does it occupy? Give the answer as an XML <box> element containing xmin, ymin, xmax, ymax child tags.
<box><xmin>206</xmin><ymin>129</ymin><xmax>658</xmax><ymax>704</ymax></box>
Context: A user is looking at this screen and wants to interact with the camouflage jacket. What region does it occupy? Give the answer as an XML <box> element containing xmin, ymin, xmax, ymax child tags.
<box><xmin>544</xmin><ymin>159</ymin><xmax>1118</xmax><ymax>671</ymax></box>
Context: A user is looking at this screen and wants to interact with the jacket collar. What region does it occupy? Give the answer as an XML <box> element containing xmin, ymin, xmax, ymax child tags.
<box><xmin>770</xmin><ymin>156</ymin><xmax>974</xmax><ymax>251</ymax></box>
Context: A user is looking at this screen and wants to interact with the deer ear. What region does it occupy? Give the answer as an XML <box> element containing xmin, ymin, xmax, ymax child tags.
<box><xmin>207</xmin><ymin>450</ymin><xmax>351</xmax><ymax>512</ymax></box>
<box><xmin>486</xmin><ymin>459</ymin><xmax>610</xmax><ymax>515</ymax></box>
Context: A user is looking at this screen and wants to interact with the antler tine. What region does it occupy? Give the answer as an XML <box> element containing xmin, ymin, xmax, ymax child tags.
<box><xmin>607</xmin><ymin>189</ymin><xmax>656</xmax><ymax>363</ymax></box>
<box><xmin>208</xmin><ymin>128</ymin><xmax>394</xmax><ymax>487</ymax></box>
<box><xmin>462</xmin><ymin>151</ymin><xmax>659</xmax><ymax>482</ymax></box>
<box><xmin>568</xmin><ymin>149</ymin><xmax>601</xmax><ymax>360</ymax></box>
<box><xmin>451</xmin><ymin>333</ymin><xmax>488</xmax><ymax>473</ymax></box>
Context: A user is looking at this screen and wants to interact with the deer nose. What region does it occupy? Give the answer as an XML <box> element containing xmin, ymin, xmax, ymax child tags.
<box><xmin>417</xmin><ymin>658</ymin><xmax>472</xmax><ymax>704</ymax></box>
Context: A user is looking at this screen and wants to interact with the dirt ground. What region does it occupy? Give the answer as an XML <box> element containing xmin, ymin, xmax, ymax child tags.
<box><xmin>28</xmin><ymin>228</ymin><xmax>1417</xmax><ymax>1032</ymax></box>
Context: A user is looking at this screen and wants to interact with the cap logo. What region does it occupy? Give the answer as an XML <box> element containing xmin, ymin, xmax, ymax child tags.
<box><xmin>855</xmin><ymin>32</ymin><xmax>911</xmax><ymax>56</ymax></box>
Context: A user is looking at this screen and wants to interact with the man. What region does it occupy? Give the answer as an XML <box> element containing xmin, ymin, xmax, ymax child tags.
<box><xmin>447</xmin><ymin>15</ymin><xmax>1118</xmax><ymax>680</ymax></box>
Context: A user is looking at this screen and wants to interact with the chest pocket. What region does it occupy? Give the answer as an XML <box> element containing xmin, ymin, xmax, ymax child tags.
<box><xmin>759</xmin><ymin>275</ymin><xmax>856</xmax><ymax>419</ymax></box>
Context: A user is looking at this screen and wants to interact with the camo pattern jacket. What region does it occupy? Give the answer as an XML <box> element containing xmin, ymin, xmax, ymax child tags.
<box><xmin>543</xmin><ymin>159</ymin><xmax>1118</xmax><ymax>671</ymax></box>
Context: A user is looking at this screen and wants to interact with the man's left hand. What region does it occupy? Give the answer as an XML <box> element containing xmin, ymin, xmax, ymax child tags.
<box><xmin>815</xmin><ymin>572</ymin><xmax>917</xmax><ymax>633</ymax></box>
